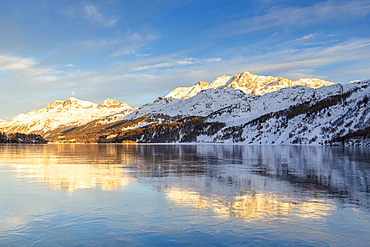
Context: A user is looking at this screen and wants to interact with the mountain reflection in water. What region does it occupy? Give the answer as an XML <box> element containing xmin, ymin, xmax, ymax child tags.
<box><xmin>1</xmin><ymin>144</ymin><xmax>369</xmax><ymax>222</ymax></box>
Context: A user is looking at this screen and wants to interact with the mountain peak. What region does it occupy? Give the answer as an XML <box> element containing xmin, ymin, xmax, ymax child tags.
<box><xmin>164</xmin><ymin>71</ymin><xmax>336</xmax><ymax>99</ymax></box>
<box><xmin>62</xmin><ymin>97</ymin><xmax>96</xmax><ymax>109</ymax></box>
<box><xmin>98</xmin><ymin>99</ymin><xmax>131</xmax><ymax>109</ymax></box>
<box><xmin>1</xmin><ymin>96</ymin><xmax>134</xmax><ymax>135</ymax></box>
<box><xmin>197</xmin><ymin>81</ymin><xmax>209</xmax><ymax>87</ymax></box>
<box><xmin>46</xmin><ymin>100</ymin><xmax>64</xmax><ymax>110</ymax></box>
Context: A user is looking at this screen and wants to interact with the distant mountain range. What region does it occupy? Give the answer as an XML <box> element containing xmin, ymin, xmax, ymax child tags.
<box><xmin>162</xmin><ymin>71</ymin><xmax>335</xmax><ymax>99</ymax></box>
<box><xmin>1</xmin><ymin>71</ymin><xmax>369</xmax><ymax>146</ymax></box>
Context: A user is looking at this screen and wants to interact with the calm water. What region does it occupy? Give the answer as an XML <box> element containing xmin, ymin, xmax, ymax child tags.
<box><xmin>0</xmin><ymin>144</ymin><xmax>370</xmax><ymax>246</ymax></box>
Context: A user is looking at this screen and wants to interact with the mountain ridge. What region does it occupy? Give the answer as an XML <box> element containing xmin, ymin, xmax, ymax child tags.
<box><xmin>0</xmin><ymin>71</ymin><xmax>369</xmax><ymax>146</ymax></box>
<box><xmin>0</xmin><ymin>97</ymin><xmax>133</xmax><ymax>136</ymax></box>
<box><xmin>163</xmin><ymin>71</ymin><xmax>335</xmax><ymax>100</ymax></box>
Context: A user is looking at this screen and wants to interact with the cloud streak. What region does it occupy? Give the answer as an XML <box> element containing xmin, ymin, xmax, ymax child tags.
<box><xmin>0</xmin><ymin>55</ymin><xmax>60</xmax><ymax>79</ymax></box>
<box><xmin>212</xmin><ymin>1</ymin><xmax>370</xmax><ymax>37</ymax></box>
<box><xmin>83</xmin><ymin>2</ymin><xmax>117</xmax><ymax>27</ymax></box>
<box><xmin>111</xmin><ymin>33</ymin><xmax>158</xmax><ymax>57</ymax></box>
<box><xmin>129</xmin><ymin>57</ymin><xmax>222</xmax><ymax>72</ymax></box>
<box><xmin>218</xmin><ymin>38</ymin><xmax>370</xmax><ymax>82</ymax></box>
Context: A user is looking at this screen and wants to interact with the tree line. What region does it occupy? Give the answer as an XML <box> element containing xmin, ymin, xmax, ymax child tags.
<box><xmin>0</xmin><ymin>132</ymin><xmax>47</xmax><ymax>143</ymax></box>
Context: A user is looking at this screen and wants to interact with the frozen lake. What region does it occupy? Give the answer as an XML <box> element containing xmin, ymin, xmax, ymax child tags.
<box><xmin>1</xmin><ymin>144</ymin><xmax>370</xmax><ymax>246</ymax></box>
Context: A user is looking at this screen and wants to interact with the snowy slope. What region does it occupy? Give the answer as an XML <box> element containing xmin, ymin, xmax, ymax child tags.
<box><xmin>195</xmin><ymin>80</ymin><xmax>370</xmax><ymax>145</ymax></box>
<box><xmin>164</xmin><ymin>71</ymin><xmax>335</xmax><ymax>99</ymax></box>
<box><xmin>97</xmin><ymin>80</ymin><xmax>370</xmax><ymax>145</ymax></box>
<box><xmin>126</xmin><ymin>88</ymin><xmax>259</xmax><ymax>122</ymax></box>
<box><xmin>121</xmin><ymin>84</ymin><xmax>339</xmax><ymax>129</ymax></box>
<box><xmin>229</xmin><ymin>80</ymin><xmax>370</xmax><ymax>145</ymax></box>
<box><xmin>0</xmin><ymin>97</ymin><xmax>133</xmax><ymax>135</ymax></box>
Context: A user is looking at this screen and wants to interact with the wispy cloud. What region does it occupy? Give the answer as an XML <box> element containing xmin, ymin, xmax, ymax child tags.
<box><xmin>212</xmin><ymin>1</ymin><xmax>370</xmax><ymax>37</ymax></box>
<box><xmin>120</xmin><ymin>38</ymin><xmax>370</xmax><ymax>91</ymax></box>
<box><xmin>0</xmin><ymin>55</ymin><xmax>60</xmax><ymax>79</ymax></box>
<box><xmin>43</xmin><ymin>38</ymin><xmax>370</xmax><ymax>100</ymax></box>
<box><xmin>42</xmin><ymin>30</ymin><xmax>158</xmax><ymax>67</ymax></box>
<box><xmin>284</xmin><ymin>33</ymin><xmax>339</xmax><ymax>47</ymax></box>
<box><xmin>83</xmin><ymin>2</ymin><xmax>117</xmax><ymax>27</ymax></box>
<box><xmin>221</xmin><ymin>38</ymin><xmax>370</xmax><ymax>81</ymax></box>
<box><xmin>294</xmin><ymin>33</ymin><xmax>320</xmax><ymax>42</ymax></box>
<box><xmin>0</xmin><ymin>55</ymin><xmax>34</xmax><ymax>71</ymax></box>
<box><xmin>0</xmin><ymin>55</ymin><xmax>67</xmax><ymax>120</ymax></box>
<box><xmin>77</xmin><ymin>38</ymin><xmax>123</xmax><ymax>48</ymax></box>
<box><xmin>111</xmin><ymin>33</ymin><xmax>158</xmax><ymax>57</ymax></box>
<box><xmin>129</xmin><ymin>57</ymin><xmax>222</xmax><ymax>72</ymax></box>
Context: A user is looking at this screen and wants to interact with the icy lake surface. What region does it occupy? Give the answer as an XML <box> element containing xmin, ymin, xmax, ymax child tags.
<box><xmin>1</xmin><ymin>144</ymin><xmax>370</xmax><ymax>246</ymax></box>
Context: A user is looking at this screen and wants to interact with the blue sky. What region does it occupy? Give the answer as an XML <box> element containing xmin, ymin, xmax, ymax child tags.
<box><xmin>0</xmin><ymin>0</ymin><xmax>370</xmax><ymax>120</ymax></box>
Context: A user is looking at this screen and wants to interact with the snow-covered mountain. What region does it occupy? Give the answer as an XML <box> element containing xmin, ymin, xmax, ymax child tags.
<box><xmin>1</xmin><ymin>71</ymin><xmax>369</xmax><ymax>146</ymax></box>
<box><xmin>163</xmin><ymin>71</ymin><xmax>335</xmax><ymax>99</ymax></box>
<box><xmin>0</xmin><ymin>97</ymin><xmax>133</xmax><ymax>137</ymax></box>
<box><xmin>90</xmin><ymin>80</ymin><xmax>369</xmax><ymax>146</ymax></box>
